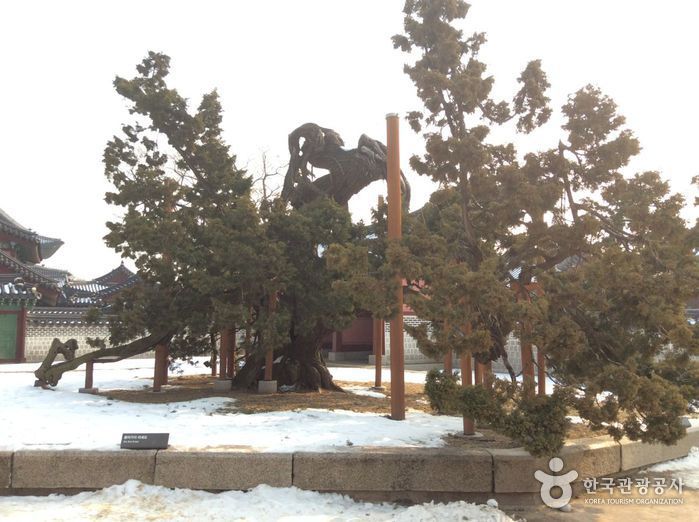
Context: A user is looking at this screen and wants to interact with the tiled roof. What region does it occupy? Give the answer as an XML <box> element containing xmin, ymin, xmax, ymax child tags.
<box><xmin>0</xmin><ymin>208</ymin><xmax>63</xmax><ymax>260</ymax></box>
<box><xmin>27</xmin><ymin>307</ymin><xmax>110</xmax><ymax>325</ymax></box>
<box><xmin>59</xmin><ymin>270</ymin><xmax>141</xmax><ymax>307</ymax></box>
<box><xmin>93</xmin><ymin>262</ymin><xmax>135</xmax><ymax>285</ymax></box>
<box><xmin>0</xmin><ymin>251</ymin><xmax>59</xmax><ymax>289</ymax></box>
<box><xmin>29</xmin><ymin>265</ymin><xmax>72</xmax><ymax>284</ymax></box>
<box><xmin>37</xmin><ymin>236</ymin><xmax>64</xmax><ymax>260</ymax></box>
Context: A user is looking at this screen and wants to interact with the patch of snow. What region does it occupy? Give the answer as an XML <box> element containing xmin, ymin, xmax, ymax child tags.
<box><xmin>329</xmin><ymin>366</ymin><xmax>428</xmax><ymax>384</ymax></box>
<box><xmin>566</xmin><ymin>415</ymin><xmax>584</xmax><ymax>424</ymax></box>
<box><xmin>0</xmin><ymin>480</ymin><xmax>513</xmax><ymax>521</ymax></box>
<box><xmin>648</xmin><ymin>447</ymin><xmax>699</xmax><ymax>489</ymax></box>
<box><xmin>344</xmin><ymin>385</ymin><xmax>386</xmax><ymax>398</ymax></box>
<box><xmin>0</xmin><ymin>362</ymin><xmax>463</xmax><ymax>452</ymax></box>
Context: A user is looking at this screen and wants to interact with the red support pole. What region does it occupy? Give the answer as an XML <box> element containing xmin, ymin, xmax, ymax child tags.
<box><xmin>264</xmin><ymin>347</ymin><xmax>274</xmax><ymax>381</ymax></box>
<box><xmin>484</xmin><ymin>360</ymin><xmax>493</xmax><ymax>389</ymax></box>
<box><xmin>16</xmin><ymin>305</ymin><xmax>27</xmax><ymax>363</ymax></box>
<box><xmin>444</xmin><ymin>351</ymin><xmax>453</xmax><ymax>374</ymax></box>
<box><xmin>386</xmin><ymin>113</ymin><xmax>405</xmax><ymax>421</ymax></box>
<box><xmin>373</xmin><ymin>318</ymin><xmax>383</xmax><ymax>388</ymax></box>
<box><xmin>521</xmin><ymin>334</ymin><xmax>535</xmax><ymax>396</ymax></box>
<box><xmin>153</xmin><ymin>343</ymin><xmax>168</xmax><ymax>392</ymax></box>
<box><xmin>85</xmin><ymin>360</ymin><xmax>94</xmax><ymax>390</ymax></box>
<box><xmin>474</xmin><ymin>361</ymin><xmax>483</xmax><ymax>386</ymax></box>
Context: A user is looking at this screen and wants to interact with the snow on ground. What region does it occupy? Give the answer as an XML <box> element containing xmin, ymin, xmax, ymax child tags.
<box><xmin>0</xmin><ymin>480</ymin><xmax>512</xmax><ymax>522</ymax></box>
<box><xmin>649</xmin><ymin>447</ymin><xmax>699</xmax><ymax>489</ymax></box>
<box><xmin>328</xmin><ymin>366</ymin><xmax>428</xmax><ymax>384</ymax></box>
<box><xmin>0</xmin><ymin>360</ymin><xmax>463</xmax><ymax>452</ymax></box>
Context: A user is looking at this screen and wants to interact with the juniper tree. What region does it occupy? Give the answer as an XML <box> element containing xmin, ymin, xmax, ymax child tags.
<box><xmin>38</xmin><ymin>52</ymin><xmax>369</xmax><ymax>390</ymax></box>
<box><xmin>391</xmin><ymin>0</ymin><xmax>698</xmax><ymax>453</ymax></box>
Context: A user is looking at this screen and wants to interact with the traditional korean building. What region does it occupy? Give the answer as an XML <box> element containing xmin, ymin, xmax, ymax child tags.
<box><xmin>0</xmin><ymin>208</ymin><xmax>139</xmax><ymax>363</ymax></box>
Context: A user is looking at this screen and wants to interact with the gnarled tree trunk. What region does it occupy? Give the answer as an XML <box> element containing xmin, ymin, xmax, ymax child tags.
<box><xmin>34</xmin><ymin>330</ymin><xmax>173</xmax><ymax>387</ymax></box>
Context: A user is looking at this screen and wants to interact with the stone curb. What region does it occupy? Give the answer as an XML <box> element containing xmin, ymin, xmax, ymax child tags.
<box><xmin>293</xmin><ymin>447</ymin><xmax>492</xmax><ymax>493</ymax></box>
<box><xmin>488</xmin><ymin>436</ymin><xmax>621</xmax><ymax>493</ymax></box>
<box><xmin>11</xmin><ymin>450</ymin><xmax>157</xmax><ymax>489</ymax></box>
<box><xmin>619</xmin><ymin>426</ymin><xmax>699</xmax><ymax>470</ymax></box>
<box><xmin>1</xmin><ymin>427</ymin><xmax>696</xmax><ymax>495</ymax></box>
<box><xmin>0</xmin><ymin>452</ymin><xmax>11</xmax><ymax>489</ymax></box>
<box><xmin>154</xmin><ymin>451</ymin><xmax>292</xmax><ymax>490</ymax></box>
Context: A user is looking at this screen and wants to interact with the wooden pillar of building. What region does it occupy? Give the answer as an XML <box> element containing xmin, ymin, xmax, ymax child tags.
<box><xmin>153</xmin><ymin>342</ymin><xmax>169</xmax><ymax>392</ymax></box>
<box><xmin>331</xmin><ymin>330</ymin><xmax>343</xmax><ymax>354</ymax></box>
<box><xmin>386</xmin><ymin>113</ymin><xmax>405</xmax><ymax>421</ymax></box>
<box><xmin>372</xmin><ymin>317</ymin><xmax>383</xmax><ymax>389</ymax></box>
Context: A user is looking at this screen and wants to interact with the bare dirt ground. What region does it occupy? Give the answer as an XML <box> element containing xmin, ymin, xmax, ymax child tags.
<box><xmin>98</xmin><ymin>374</ymin><xmax>599</xmax><ymax>449</ymax></box>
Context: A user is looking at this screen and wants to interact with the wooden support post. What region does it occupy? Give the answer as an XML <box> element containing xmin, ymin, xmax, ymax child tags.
<box><xmin>153</xmin><ymin>343</ymin><xmax>168</xmax><ymax>392</ymax></box>
<box><xmin>387</xmin><ymin>113</ymin><xmax>405</xmax><ymax>421</ymax></box>
<box><xmin>84</xmin><ymin>360</ymin><xmax>94</xmax><ymax>389</ymax></box>
<box><xmin>264</xmin><ymin>346</ymin><xmax>274</xmax><ymax>381</ymax></box>
<box><xmin>537</xmin><ymin>347</ymin><xmax>546</xmax><ymax>396</ymax></box>
<box><xmin>444</xmin><ymin>350</ymin><xmax>453</xmax><ymax>375</ymax></box>
<box><xmin>460</xmin><ymin>353</ymin><xmax>475</xmax><ymax>435</ymax></box>
<box><xmin>219</xmin><ymin>329</ymin><xmax>229</xmax><ymax>379</ymax></box>
<box><xmin>484</xmin><ymin>360</ymin><xmax>493</xmax><ymax>389</ymax></box>
<box><xmin>474</xmin><ymin>361</ymin><xmax>483</xmax><ymax>386</ymax></box>
<box><xmin>372</xmin><ymin>318</ymin><xmax>383</xmax><ymax>388</ymax></box>
<box><xmin>521</xmin><ymin>337</ymin><xmax>535</xmax><ymax>395</ymax></box>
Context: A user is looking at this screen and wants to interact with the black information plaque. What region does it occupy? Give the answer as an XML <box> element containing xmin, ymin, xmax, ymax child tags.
<box><xmin>121</xmin><ymin>433</ymin><xmax>170</xmax><ymax>449</ymax></box>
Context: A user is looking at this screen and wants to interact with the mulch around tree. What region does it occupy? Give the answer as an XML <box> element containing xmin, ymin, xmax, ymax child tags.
<box><xmin>97</xmin><ymin>374</ymin><xmax>602</xmax><ymax>450</ymax></box>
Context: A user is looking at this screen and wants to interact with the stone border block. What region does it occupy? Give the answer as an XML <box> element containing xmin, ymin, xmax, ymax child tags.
<box><xmin>0</xmin><ymin>452</ymin><xmax>11</xmax><ymax>488</ymax></box>
<box><xmin>620</xmin><ymin>426</ymin><xmax>699</xmax><ymax>471</ymax></box>
<box><xmin>154</xmin><ymin>451</ymin><xmax>292</xmax><ymax>490</ymax></box>
<box><xmin>12</xmin><ymin>450</ymin><xmax>156</xmax><ymax>489</ymax></box>
<box><xmin>489</xmin><ymin>437</ymin><xmax>621</xmax><ymax>493</ymax></box>
<box><xmin>293</xmin><ymin>448</ymin><xmax>492</xmax><ymax>493</ymax></box>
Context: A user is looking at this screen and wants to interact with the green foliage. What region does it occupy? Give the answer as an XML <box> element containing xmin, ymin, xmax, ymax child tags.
<box><xmin>461</xmin><ymin>382</ymin><xmax>572</xmax><ymax>457</ymax></box>
<box><xmin>102</xmin><ymin>53</ymin><xmax>372</xmax><ymax>388</ymax></box>
<box><xmin>394</xmin><ymin>0</ymin><xmax>699</xmax><ymax>448</ymax></box>
<box><xmin>424</xmin><ymin>369</ymin><xmax>461</xmax><ymax>415</ymax></box>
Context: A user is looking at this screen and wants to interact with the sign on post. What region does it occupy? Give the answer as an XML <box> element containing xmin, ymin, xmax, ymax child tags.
<box><xmin>120</xmin><ymin>433</ymin><xmax>169</xmax><ymax>449</ymax></box>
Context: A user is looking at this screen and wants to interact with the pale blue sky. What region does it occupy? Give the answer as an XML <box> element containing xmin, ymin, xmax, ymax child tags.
<box><xmin>1</xmin><ymin>0</ymin><xmax>696</xmax><ymax>278</ymax></box>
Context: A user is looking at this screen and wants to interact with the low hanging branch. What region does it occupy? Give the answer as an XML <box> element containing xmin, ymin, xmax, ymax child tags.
<box><xmin>34</xmin><ymin>329</ymin><xmax>174</xmax><ymax>387</ymax></box>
